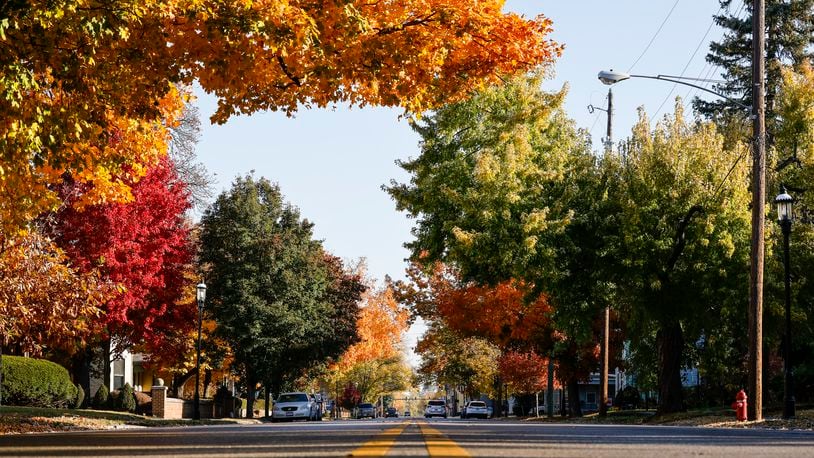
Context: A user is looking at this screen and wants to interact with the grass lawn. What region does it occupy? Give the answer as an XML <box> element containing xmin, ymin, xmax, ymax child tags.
<box><xmin>526</xmin><ymin>406</ymin><xmax>814</xmax><ymax>430</ymax></box>
<box><xmin>0</xmin><ymin>405</ymin><xmax>258</xmax><ymax>435</ymax></box>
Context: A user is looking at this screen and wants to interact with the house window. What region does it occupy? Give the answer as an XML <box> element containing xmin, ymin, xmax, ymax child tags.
<box><xmin>133</xmin><ymin>363</ymin><xmax>143</xmax><ymax>391</ymax></box>
<box><xmin>113</xmin><ymin>358</ymin><xmax>125</xmax><ymax>390</ymax></box>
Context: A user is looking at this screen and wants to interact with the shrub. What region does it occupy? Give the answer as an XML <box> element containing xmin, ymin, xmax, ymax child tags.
<box><xmin>117</xmin><ymin>383</ymin><xmax>136</xmax><ymax>412</ymax></box>
<box><xmin>0</xmin><ymin>355</ymin><xmax>78</xmax><ymax>408</ymax></box>
<box><xmin>93</xmin><ymin>384</ymin><xmax>110</xmax><ymax>410</ymax></box>
<box><xmin>134</xmin><ymin>391</ymin><xmax>152</xmax><ymax>415</ymax></box>
<box><xmin>73</xmin><ymin>383</ymin><xmax>85</xmax><ymax>409</ymax></box>
<box><xmin>613</xmin><ymin>386</ymin><xmax>641</xmax><ymax>410</ymax></box>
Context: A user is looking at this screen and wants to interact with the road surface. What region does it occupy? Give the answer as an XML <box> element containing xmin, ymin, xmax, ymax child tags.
<box><xmin>1</xmin><ymin>417</ymin><xmax>813</xmax><ymax>457</ymax></box>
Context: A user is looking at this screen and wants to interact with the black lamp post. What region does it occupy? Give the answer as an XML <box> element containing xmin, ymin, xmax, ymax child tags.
<box><xmin>775</xmin><ymin>188</ymin><xmax>795</xmax><ymax>419</ymax></box>
<box><xmin>193</xmin><ymin>282</ymin><xmax>206</xmax><ymax>420</ymax></box>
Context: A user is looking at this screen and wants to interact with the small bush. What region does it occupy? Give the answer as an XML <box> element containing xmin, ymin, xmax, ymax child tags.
<box><xmin>0</xmin><ymin>355</ymin><xmax>78</xmax><ymax>408</ymax></box>
<box><xmin>117</xmin><ymin>383</ymin><xmax>136</xmax><ymax>412</ymax></box>
<box><xmin>134</xmin><ymin>391</ymin><xmax>152</xmax><ymax>415</ymax></box>
<box><xmin>93</xmin><ymin>384</ymin><xmax>110</xmax><ymax>410</ymax></box>
<box><xmin>614</xmin><ymin>386</ymin><xmax>641</xmax><ymax>410</ymax></box>
<box><xmin>73</xmin><ymin>383</ymin><xmax>85</xmax><ymax>409</ymax></box>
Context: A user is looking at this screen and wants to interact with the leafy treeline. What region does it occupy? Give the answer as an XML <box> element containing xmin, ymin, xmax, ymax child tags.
<box><xmin>390</xmin><ymin>66</ymin><xmax>814</xmax><ymax>414</ymax></box>
<box><xmin>0</xmin><ymin>0</ymin><xmax>561</xmax><ymax>409</ymax></box>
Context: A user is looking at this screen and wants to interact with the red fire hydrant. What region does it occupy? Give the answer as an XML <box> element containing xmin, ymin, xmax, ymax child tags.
<box><xmin>731</xmin><ymin>389</ymin><xmax>748</xmax><ymax>421</ymax></box>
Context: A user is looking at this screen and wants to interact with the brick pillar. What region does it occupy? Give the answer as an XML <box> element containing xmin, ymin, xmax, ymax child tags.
<box><xmin>152</xmin><ymin>385</ymin><xmax>168</xmax><ymax>418</ymax></box>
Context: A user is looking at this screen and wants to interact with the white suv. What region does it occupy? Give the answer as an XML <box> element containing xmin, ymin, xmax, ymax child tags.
<box><xmin>424</xmin><ymin>399</ymin><xmax>447</xmax><ymax>418</ymax></box>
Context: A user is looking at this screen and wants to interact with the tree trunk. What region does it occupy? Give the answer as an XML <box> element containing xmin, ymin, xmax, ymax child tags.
<box><xmin>656</xmin><ymin>320</ymin><xmax>685</xmax><ymax>414</ymax></box>
<box><xmin>71</xmin><ymin>347</ymin><xmax>93</xmax><ymax>408</ymax></box>
<box><xmin>246</xmin><ymin>368</ymin><xmax>256</xmax><ymax>419</ymax></box>
<box><xmin>101</xmin><ymin>339</ymin><xmax>111</xmax><ymax>390</ymax></box>
<box><xmin>203</xmin><ymin>368</ymin><xmax>212</xmax><ymax>399</ymax></box>
<box><xmin>567</xmin><ymin>378</ymin><xmax>582</xmax><ymax>417</ymax></box>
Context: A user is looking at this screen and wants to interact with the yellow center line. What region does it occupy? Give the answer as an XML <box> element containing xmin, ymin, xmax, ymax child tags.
<box><xmin>347</xmin><ymin>423</ymin><xmax>408</xmax><ymax>457</ymax></box>
<box><xmin>418</xmin><ymin>422</ymin><xmax>471</xmax><ymax>457</ymax></box>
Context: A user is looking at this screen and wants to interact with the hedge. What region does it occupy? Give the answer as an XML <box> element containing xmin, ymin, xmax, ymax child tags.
<box><xmin>1</xmin><ymin>355</ymin><xmax>78</xmax><ymax>408</ymax></box>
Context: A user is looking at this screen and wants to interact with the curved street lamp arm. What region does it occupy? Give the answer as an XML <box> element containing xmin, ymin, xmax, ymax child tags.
<box><xmin>629</xmin><ymin>74</ymin><xmax>751</xmax><ymax>111</ymax></box>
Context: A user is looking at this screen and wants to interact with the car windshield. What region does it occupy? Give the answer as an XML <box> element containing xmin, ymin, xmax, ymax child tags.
<box><xmin>469</xmin><ymin>401</ymin><xmax>486</xmax><ymax>407</ymax></box>
<box><xmin>428</xmin><ymin>400</ymin><xmax>445</xmax><ymax>406</ymax></box>
<box><xmin>359</xmin><ymin>403</ymin><xmax>374</xmax><ymax>408</ymax></box>
<box><xmin>277</xmin><ymin>393</ymin><xmax>308</xmax><ymax>403</ymax></box>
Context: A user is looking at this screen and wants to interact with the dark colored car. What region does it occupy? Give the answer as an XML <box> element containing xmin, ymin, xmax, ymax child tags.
<box><xmin>357</xmin><ymin>403</ymin><xmax>376</xmax><ymax>419</ymax></box>
<box><xmin>385</xmin><ymin>407</ymin><xmax>398</xmax><ymax>418</ymax></box>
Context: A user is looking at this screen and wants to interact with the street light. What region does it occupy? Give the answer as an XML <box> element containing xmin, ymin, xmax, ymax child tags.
<box><xmin>597</xmin><ymin>71</ymin><xmax>750</xmax><ymax>110</ymax></box>
<box><xmin>775</xmin><ymin>187</ymin><xmax>795</xmax><ymax>419</ymax></box>
<box><xmin>193</xmin><ymin>282</ymin><xmax>207</xmax><ymax>420</ymax></box>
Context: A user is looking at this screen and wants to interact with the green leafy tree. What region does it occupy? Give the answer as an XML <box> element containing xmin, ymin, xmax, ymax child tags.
<box><xmin>388</xmin><ymin>74</ymin><xmax>577</xmax><ymax>285</ymax></box>
<box><xmin>199</xmin><ymin>175</ymin><xmax>360</xmax><ymax>417</ymax></box>
<box><xmin>388</xmin><ymin>74</ymin><xmax>613</xmax><ymax>416</ymax></box>
<box><xmin>613</xmin><ymin>102</ymin><xmax>751</xmax><ymax>413</ymax></box>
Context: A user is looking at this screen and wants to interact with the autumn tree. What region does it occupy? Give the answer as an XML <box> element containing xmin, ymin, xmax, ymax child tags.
<box><xmin>41</xmin><ymin>155</ymin><xmax>194</xmax><ymax>400</ymax></box>
<box><xmin>1</xmin><ymin>0</ymin><xmax>561</xmax><ymax>237</ymax></box>
<box><xmin>613</xmin><ymin>102</ymin><xmax>751</xmax><ymax>414</ymax></box>
<box><xmin>415</xmin><ymin>325</ymin><xmax>500</xmax><ymax>399</ymax></box>
<box><xmin>0</xmin><ymin>230</ymin><xmax>110</xmax><ymax>357</ymax></box>
<box><xmin>761</xmin><ymin>62</ymin><xmax>814</xmax><ymax>403</ymax></box>
<box><xmin>326</xmin><ymin>281</ymin><xmax>410</xmax><ymax>406</ymax></box>
<box><xmin>389</xmin><ymin>75</ymin><xmax>610</xmax><ymax>415</ymax></box>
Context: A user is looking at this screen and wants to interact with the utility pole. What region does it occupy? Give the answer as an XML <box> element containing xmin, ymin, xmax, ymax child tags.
<box><xmin>748</xmin><ymin>0</ymin><xmax>766</xmax><ymax>422</ymax></box>
<box><xmin>589</xmin><ymin>88</ymin><xmax>613</xmax><ymax>417</ymax></box>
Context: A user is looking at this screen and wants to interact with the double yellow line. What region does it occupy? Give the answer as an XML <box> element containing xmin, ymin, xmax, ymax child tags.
<box><xmin>348</xmin><ymin>421</ymin><xmax>470</xmax><ymax>457</ymax></box>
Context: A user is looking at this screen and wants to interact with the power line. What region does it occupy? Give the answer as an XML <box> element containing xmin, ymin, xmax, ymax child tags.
<box><xmin>683</xmin><ymin>2</ymin><xmax>747</xmax><ymax>103</ymax></box>
<box><xmin>650</xmin><ymin>4</ymin><xmax>723</xmax><ymax>122</ymax></box>
<box><xmin>628</xmin><ymin>0</ymin><xmax>682</xmax><ymax>73</ymax></box>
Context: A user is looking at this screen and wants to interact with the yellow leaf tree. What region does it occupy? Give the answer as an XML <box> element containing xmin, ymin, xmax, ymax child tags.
<box><xmin>327</xmin><ymin>280</ymin><xmax>411</xmax><ymax>407</ymax></box>
<box><xmin>0</xmin><ymin>230</ymin><xmax>110</xmax><ymax>356</ymax></box>
<box><xmin>1</xmin><ymin>0</ymin><xmax>561</xmax><ymax>236</ymax></box>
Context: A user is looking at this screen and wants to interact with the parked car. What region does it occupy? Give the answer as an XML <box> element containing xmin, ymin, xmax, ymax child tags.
<box><xmin>424</xmin><ymin>399</ymin><xmax>447</xmax><ymax>418</ymax></box>
<box><xmin>385</xmin><ymin>407</ymin><xmax>398</xmax><ymax>418</ymax></box>
<box><xmin>403</xmin><ymin>410</ymin><xmax>411</xmax><ymax>417</ymax></box>
<box><xmin>272</xmin><ymin>392</ymin><xmax>316</xmax><ymax>422</ymax></box>
<box><xmin>357</xmin><ymin>402</ymin><xmax>376</xmax><ymax>419</ymax></box>
<box><xmin>461</xmin><ymin>400</ymin><xmax>489</xmax><ymax>419</ymax></box>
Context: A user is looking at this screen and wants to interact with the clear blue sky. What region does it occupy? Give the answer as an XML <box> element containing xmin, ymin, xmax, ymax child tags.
<box><xmin>193</xmin><ymin>1</ymin><xmax>734</xmax><ymax>361</ymax></box>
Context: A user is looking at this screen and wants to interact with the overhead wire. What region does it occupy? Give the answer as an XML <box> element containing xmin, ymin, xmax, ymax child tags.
<box><xmin>683</xmin><ymin>2</ymin><xmax>747</xmax><ymax>103</ymax></box>
<box><xmin>649</xmin><ymin>2</ymin><xmax>726</xmax><ymax>122</ymax></box>
<box><xmin>627</xmin><ymin>0</ymin><xmax>682</xmax><ymax>73</ymax></box>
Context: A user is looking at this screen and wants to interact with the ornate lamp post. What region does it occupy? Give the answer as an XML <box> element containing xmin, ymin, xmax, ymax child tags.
<box><xmin>775</xmin><ymin>188</ymin><xmax>795</xmax><ymax>419</ymax></box>
<box><xmin>193</xmin><ymin>282</ymin><xmax>207</xmax><ymax>420</ymax></box>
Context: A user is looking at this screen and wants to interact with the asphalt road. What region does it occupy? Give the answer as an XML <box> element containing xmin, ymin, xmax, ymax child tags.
<box><xmin>1</xmin><ymin>418</ymin><xmax>813</xmax><ymax>457</ymax></box>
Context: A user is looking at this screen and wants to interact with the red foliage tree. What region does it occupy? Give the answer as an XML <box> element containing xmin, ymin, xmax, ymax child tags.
<box><xmin>50</xmin><ymin>156</ymin><xmax>195</xmax><ymax>355</ymax></box>
<box><xmin>498</xmin><ymin>350</ymin><xmax>555</xmax><ymax>394</ymax></box>
<box><xmin>435</xmin><ymin>278</ymin><xmax>554</xmax><ymax>351</ymax></box>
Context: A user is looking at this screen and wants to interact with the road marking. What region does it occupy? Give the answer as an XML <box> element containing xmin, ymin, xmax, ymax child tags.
<box><xmin>347</xmin><ymin>424</ymin><xmax>408</xmax><ymax>457</ymax></box>
<box><xmin>418</xmin><ymin>422</ymin><xmax>471</xmax><ymax>457</ymax></box>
